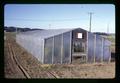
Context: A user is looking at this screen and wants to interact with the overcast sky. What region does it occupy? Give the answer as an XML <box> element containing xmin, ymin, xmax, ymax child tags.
<box><xmin>4</xmin><ymin>4</ymin><xmax>115</xmax><ymax>33</ymax></box>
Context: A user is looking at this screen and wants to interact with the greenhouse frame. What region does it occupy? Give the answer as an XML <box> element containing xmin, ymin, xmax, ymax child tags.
<box><xmin>16</xmin><ymin>28</ymin><xmax>111</xmax><ymax>64</ymax></box>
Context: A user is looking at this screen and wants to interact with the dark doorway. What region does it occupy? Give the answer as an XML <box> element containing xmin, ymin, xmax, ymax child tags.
<box><xmin>72</xmin><ymin>40</ymin><xmax>87</xmax><ymax>64</ymax></box>
<box><xmin>71</xmin><ymin>29</ymin><xmax>87</xmax><ymax>64</ymax></box>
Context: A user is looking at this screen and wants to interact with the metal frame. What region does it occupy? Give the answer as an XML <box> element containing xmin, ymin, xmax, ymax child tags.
<box><xmin>43</xmin><ymin>39</ymin><xmax>45</xmax><ymax>63</ymax></box>
<box><xmin>101</xmin><ymin>37</ymin><xmax>104</xmax><ymax>62</ymax></box>
<box><xmin>52</xmin><ymin>37</ymin><xmax>54</xmax><ymax>64</ymax></box>
<box><xmin>94</xmin><ymin>34</ymin><xmax>96</xmax><ymax>63</ymax></box>
<box><xmin>109</xmin><ymin>46</ymin><xmax>111</xmax><ymax>62</ymax></box>
<box><xmin>61</xmin><ymin>33</ymin><xmax>63</xmax><ymax>64</ymax></box>
<box><xmin>69</xmin><ymin>31</ymin><xmax>72</xmax><ymax>63</ymax></box>
<box><xmin>86</xmin><ymin>31</ymin><xmax>88</xmax><ymax>63</ymax></box>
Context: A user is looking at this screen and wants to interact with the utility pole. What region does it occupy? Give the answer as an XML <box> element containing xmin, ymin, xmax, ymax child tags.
<box><xmin>107</xmin><ymin>23</ymin><xmax>109</xmax><ymax>34</ymax></box>
<box><xmin>88</xmin><ymin>12</ymin><xmax>94</xmax><ymax>32</ymax></box>
<box><xmin>49</xmin><ymin>24</ymin><xmax>51</xmax><ymax>29</ymax></box>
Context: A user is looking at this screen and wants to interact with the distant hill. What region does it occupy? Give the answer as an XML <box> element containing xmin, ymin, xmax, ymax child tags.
<box><xmin>4</xmin><ymin>26</ymin><xmax>43</xmax><ymax>32</ymax></box>
<box><xmin>93</xmin><ymin>32</ymin><xmax>115</xmax><ymax>36</ymax></box>
<box><xmin>93</xmin><ymin>32</ymin><xmax>109</xmax><ymax>36</ymax></box>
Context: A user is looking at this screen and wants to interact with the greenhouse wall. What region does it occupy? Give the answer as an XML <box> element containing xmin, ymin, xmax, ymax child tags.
<box><xmin>62</xmin><ymin>32</ymin><xmax>71</xmax><ymax>64</ymax></box>
<box><xmin>16</xmin><ymin>28</ymin><xmax>111</xmax><ymax>64</ymax></box>
<box><xmin>103</xmin><ymin>39</ymin><xmax>111</xmax><ymax>62</ymax></box>
<box><xmin>44</xmin><ymin>37</ymin><xmax>53</xmax><ymax>64</ymax></box>
<box><xmin>95</xmin><ymin>34</ymin><xmax>103</xmax><ymax>62</ymax></box>
<box><xmin>53</xmin><ymin>34</ymin><xmax>62</xmax><ymax>64</ymax></box>
<box><xmin>87</xmin><ymin>32</ymin><xmax>95</xmax><ymax>63</ymax></box>
<box><xmin>44</xmin><ymin>31</ymin><xmax>72</xmax><ymax>64</ymax></box>
<box><xmin>16</xmin><ymin>34</ymin><xmax>44</xmax><ymax>63</ymax></box>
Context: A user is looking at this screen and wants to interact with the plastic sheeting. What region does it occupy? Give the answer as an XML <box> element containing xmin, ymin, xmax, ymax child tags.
<box><xmin>53</xmin><ymin>34</ymin><xmax>62</xmax><ymax>64</ymax></box>
<box><xmin>103</xmin><ymin>39</ymin><xmax>111</xmax><ymax>62</ymax></box>
<box><xmin>16</xmin><ymin>28</ymin><xmax>111</xmax><ymax>64</ymax></box>
<box><xmin>95</xmin><ymin>35</ymin><xmax>103</xmax><ymax>62</ymax></box>
<box><xmin>16</xmin><ymin>34</ymin><xmax>44</xmax><ymax>63</ymax></box>
<box><xmin>62</xmin><ymin>32</ymin><xmax>71</xmax><ymax>63</ymax></box>
<box><xmin>44</xmin><ymin>37</ymin><xmax>53</xmax><ymax>64</ymax></box>
<box><xmin>87</xmin><ymin>32</ymin><xmax>95</xmax><ymax>62</ymax></box>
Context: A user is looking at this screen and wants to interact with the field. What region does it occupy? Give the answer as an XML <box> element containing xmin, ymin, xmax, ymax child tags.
<box><xmin>4</xmin><ymin>32</ymin><xmax>115</xmax><ymax>78</ymax></box>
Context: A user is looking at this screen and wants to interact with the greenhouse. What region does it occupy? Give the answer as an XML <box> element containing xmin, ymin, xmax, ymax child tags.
<box><xmin>16</xmin><ymin>28</ymin><xmax>111</xmax><ymax>64</ymax></box>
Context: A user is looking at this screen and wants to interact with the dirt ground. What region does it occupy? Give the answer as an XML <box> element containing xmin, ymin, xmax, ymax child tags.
<box><xmin>4</xmin><ymin>32</ymin><xmax>115</xmax><ymax>79</ymax></box>
<box><xmin>4</xmin><ymin>34</ymin><xmax>26</xmax><ymax>78</ymax></box>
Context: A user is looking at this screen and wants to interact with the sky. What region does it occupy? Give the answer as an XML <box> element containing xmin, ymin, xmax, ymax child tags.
<box><xmin>4</xmin><ymin>4</ymin><xmax>115</xmax><ymax>33</ymax></box>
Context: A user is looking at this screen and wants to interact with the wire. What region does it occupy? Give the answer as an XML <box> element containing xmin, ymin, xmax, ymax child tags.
<box><xmin>5</xmin><ymin>18</ymin><xmax>88</xmax><ymax>22</ymax></box>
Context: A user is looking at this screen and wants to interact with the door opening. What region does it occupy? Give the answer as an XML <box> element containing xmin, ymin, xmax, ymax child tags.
<box><xmin>72</xmin><ymin>41</ymin><xmax>87</xmax><ymax>64</ymax></box>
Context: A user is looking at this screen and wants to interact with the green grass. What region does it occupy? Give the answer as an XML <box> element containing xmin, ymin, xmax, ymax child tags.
<box><xmin>107</xmin><ymin>35</ymin><xmax>115</xmax><ymax>43</ymax></box>
<box><xmin>107</xmin><ymin>34</ymin><xmax>115</xmax><ymax>53</ymax></box>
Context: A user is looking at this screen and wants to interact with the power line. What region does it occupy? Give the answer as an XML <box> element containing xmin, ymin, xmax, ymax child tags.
<box><xmin>5</xmin><ymin>18</ymin><xmax>88</xmax><ymax>22</ymax></box>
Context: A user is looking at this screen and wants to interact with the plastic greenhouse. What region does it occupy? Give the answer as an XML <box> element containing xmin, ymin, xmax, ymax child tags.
<box><xmin>16</xmin><ymin>28</ymin><xmax>111</xmax><ymax>64</ymax></box>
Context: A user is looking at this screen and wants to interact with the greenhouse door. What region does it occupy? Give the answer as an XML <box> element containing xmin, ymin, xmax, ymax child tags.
<box><xmin>72</xmin><ymin>40</ymin><xmax>87</xmax><ymax>63</ymax></box>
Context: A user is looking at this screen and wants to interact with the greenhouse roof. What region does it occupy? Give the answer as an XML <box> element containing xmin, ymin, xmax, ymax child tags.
<box><xmin>17</xmin><ymin>27</ymin><xmax>111</xmax><ymax>45</ymax></box>
<box><xmin>18</xmin><ymin>28</ymin><xmax>86</xmax><ymax>39</ymax></box>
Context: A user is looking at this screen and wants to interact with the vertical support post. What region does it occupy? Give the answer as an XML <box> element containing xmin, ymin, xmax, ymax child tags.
<box><xmin>86</xmin><ymin>32</ymin><xmax>88</xmax><ymax>63</ymax></box>
<box><xmin>94</xmin><ymin>34</ymin><xmax>96</xmax><ymax>63</ymax></box>
<box><xmin>52</xmin><ymin>36</ymin><xmax>54</xmax><ymax>64</ymax></box>
<box><xmin>43</xmin><ymin>39</ymin><xmax>45</xmax><ymax>64</ymax></box>
<box><xmin>101</xmin><ymin>38</ymin><xmax>104</xmax><ymax>63</ymax></box>
<box><xmin>61</xmin><ymin>34</ymin><xmax>63</xmax><ymax>64</ymax></box>
<box><xmin>84</xmin><ymin>42</ymin><xmax>86</xmax><ymax>62</ymax></box>
<box><xmin>109</xmin><ymin>46</ymin><xmax>111</xmax><ymax>62</ymax></box>
<box><xmin>69</xmin><ymin>31</ymin><xmax>72</xmax><ymax>64</ymax></box>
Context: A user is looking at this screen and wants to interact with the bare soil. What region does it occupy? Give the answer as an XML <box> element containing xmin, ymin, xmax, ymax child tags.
<box><xmin>4</xmin><ymin>32</ymin><xmax>115</xmax><ymax>78</ymax></box>
<box><xmin>4</xmin><ymin>36</ymin><xmax>26</xmax><ymax>78</ymax></box>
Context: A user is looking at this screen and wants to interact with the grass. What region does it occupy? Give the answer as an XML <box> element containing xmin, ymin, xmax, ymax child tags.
<box><xmin>107</xmin><ymin>35</ymin><xmax>115</xmax><ymax>53</ymax></box>
<box><xmin>107</xmin><ymin>35</ymin><xmax>115</xmax><ymax>43</ymax></box>
<box><xmin>101</xmin><ymin>34</ymin><xmax>115</xmax><ymax>43</ymax></box>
